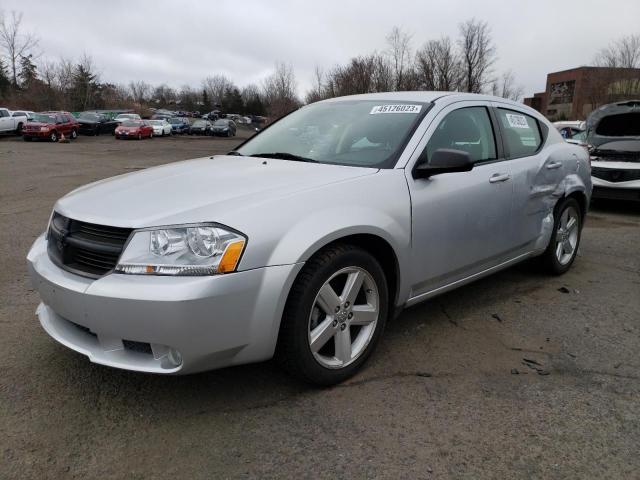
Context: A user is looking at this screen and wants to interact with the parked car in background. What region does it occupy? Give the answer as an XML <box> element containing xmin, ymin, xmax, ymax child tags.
<box><xmin>114</xmin><ymin>120</ymin><xmax>154</xmax><ymax>140</ymax></box>
<box><xmin>12</xmin><ymin>110</ymin><xmax>34</xmax><ymax>121</ymax></box>
<box><xmin>77</xmin><ymin>112</ymin><xmax>119</xmax><ymax>136</ymax></box>
<box><xmin>114</xmin><ymin>113</ymin><xmax>142</xmax><ymax>124</ymax></box>
<box><xmin>148</xmin><ymin>119</ymin><xmax>172</xmax><ymax>136</ymax></box>
<box><xmin>0</xmin><ymin>107</ymin><xmax>28</xmax><ymax>135</ymax></box>
<box><xmin>586</xmin><ymin>100</ymin><xmax>640</xmax><ymax>202</ymax></box>
<box><xmin>211</xmin><ymin>118</ymin><xmax>236</xmax><ymax>136</ymax></box>
<box><xmin>22</xmin><ymin>112</ymin><xmax>80</xmax><ymax>142</ymax></box>
<box><xmin>554</xmin><ymin>121</ymin><xmax>587</xmax><ymax>147</ymax></box>
<box><xmin>151</xmin><ymin>113</ymin><xmax>172</xmax><ymax>121</ymax></box>
<box><xmin>26</xmin><ymin>92</ymin><xmax>591</xmax><ymax>385</ymax></box>
<box><xmin>168</xmin><ymin>117</ymin><xmax>190</xmax><ymax>134</ymax></box>
<box><xmin>188</xmin><ymin>119</ymin><xmax>213</xmax><ymax>135</ymax></box>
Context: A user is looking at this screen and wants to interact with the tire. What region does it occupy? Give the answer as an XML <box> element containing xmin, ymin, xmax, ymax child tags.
<box><xmin>95</xmin><ymin>127</ymin><xmax>100</xmax><ymax>136</ymax></box>
<box><xmin>137</xmin><ymin>133</ymin><xmax>142</xmax><ymax>140</ymax></box>
<box><xmin>16</xmin><ymin>123</ymin><xmax>23</xmax><ymax>135</ymax></box>
<box><xmin>540</xmin><ymin>197</ymin><xmax>583</xmax><ymax>275</ymax></box>
<box><xmin>50</xmin><ymin>131</ymin><xmax>58</xmax><ymax>142</ymax></box>
<box><xmin>70</xmin><ymin>129</ymin><xmax>78</xmax><ymax>140</ymax></box>
<box><xmin>276</xmin><ymin>243</ymin><xmax>388</xmax><ymax>386</ymax></box>
<box><xmin>23</xmin><ymin>136</ymin><xmax>32</xmax><ymax>142</ymax></box>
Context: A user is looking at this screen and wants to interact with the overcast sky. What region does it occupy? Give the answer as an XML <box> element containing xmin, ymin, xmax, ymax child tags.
<box><xmin>3</xmin><ymin>0</ymin><xmax>639</xmax><ymax>99</ymax></box>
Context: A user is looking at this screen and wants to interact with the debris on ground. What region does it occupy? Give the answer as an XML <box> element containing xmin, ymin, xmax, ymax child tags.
<box><xmin>491</xmin><ymin>313</ymin><xmax>503</xmax><ymax>322</ymax></box>
<box><xmin>558</xmin><ymin>286</ymin><xmax>571</xmax><ymax>294</ymax></box>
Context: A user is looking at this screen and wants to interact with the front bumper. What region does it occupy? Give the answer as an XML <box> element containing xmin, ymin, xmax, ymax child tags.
<box><xmin>27</xmin><ymin>234</ymin><xmax>302</xmax><ymax>374</ymax></box>
<box><xmin>591</xmin><ymin>161</ymin><xmax>640</xmax><ymax>201</ymax></box>
<box><xmin>23</xmin><ymin>130</ymin><xmax>51</xmax><ymax>138</ymax></box>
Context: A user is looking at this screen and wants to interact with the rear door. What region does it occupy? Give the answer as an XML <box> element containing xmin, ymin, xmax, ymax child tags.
<box><xmin>405</xmin><ymin>102</ymin><xmax>514</xmax><ymax>297</ymax></box>
<box><xmin>492</xmin><ymin>105</ymin><xmax>563</xmax><ymax>250</ymax></box>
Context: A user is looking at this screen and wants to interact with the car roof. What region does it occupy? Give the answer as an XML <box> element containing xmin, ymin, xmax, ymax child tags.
<box><xmin>317</xmin><ymin>91</ymin><xmax>526</xmax><ymax>108</ymax></box>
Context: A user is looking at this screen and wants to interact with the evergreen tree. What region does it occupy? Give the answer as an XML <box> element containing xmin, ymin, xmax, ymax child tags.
<box><xmin>0</xmin><ymin>59</ymin><xmax>10</xmax><ymax>95</ymax></box>
<box><xmin>70</xmin><ymin>61</ymin><xmax>98</xmax><ymax>111</ymax></box>
<box><xmin>202</xmin><ymin>88</ymin><xmax>210</xmax><ymax>112</ymax></box>
<box><xmin>18</xmin><ymin>54</ymin><xmax>38</xmax><ymax>89</ymax></box>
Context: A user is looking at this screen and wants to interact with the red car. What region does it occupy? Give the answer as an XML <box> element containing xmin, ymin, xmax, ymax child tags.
<box><xmin>114</xmin><ymin>120</ymin><xmax>154</xmax><ymax>140</ymax></box>
<box><xmin>22</xmin><ymin>111</ymin><xmax>80</xmax><ymax>142</ymax></box>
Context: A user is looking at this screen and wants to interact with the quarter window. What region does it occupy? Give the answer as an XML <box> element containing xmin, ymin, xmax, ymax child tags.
<box><xmin>496</xmin><ymin>109</ymin><xmax>542</xmax><ymax>158</ymax></box>
<box><xmin>424</xmin><ymin>107</ymin><xmax>496</xmax><ymax>163</ymax></box>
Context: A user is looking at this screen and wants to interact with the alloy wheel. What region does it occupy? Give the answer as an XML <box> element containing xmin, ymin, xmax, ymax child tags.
<box><xmin>555</xmin><ymin>205</ymin><xmax>579</xmax><ymax>265</ymax></box>
<box><xmin>308</xmin><ymin>267</ymin><xmax>379</xmax><ymax>369</ymax></box>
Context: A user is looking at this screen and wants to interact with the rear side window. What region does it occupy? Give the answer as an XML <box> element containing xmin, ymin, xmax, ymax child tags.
<box><xmin>425</xmin><ymin>106</ymin><xmax>496</xmax><ymax>163</ymax></box>
<box><xmin>496</xmin><ymin>109</ymin><xmax>542</xmax><ymax>158</ymax></box>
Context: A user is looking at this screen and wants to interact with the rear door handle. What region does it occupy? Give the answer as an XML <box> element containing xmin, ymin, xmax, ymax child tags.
<box><xmin>546</xmin><ymin>161</ymin><xmax>562</xmax><ymax>170</ymax></box>
<box><xmin>489</xmin><ymin>173</ymin><xmax>511</xmax><ymax>183</ymax></box>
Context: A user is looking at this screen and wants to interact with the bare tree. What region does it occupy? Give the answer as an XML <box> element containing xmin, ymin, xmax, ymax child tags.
<box><xmin>415</xmin><ymin>36</ymin><xmax>462</xmax><ymax>91</ymax></box>
<box><xmin>491</xmin><ymin>70</ymin><xmax>524</xmax><ymax>100</ymax></box>
<box><xmin>128</xmin><ymin>80</ymin><xmax>151</xmax><ymax>105</ymax></box>
<box><xmin>594</xmin><ymin>34</ymin><xmax>640</xmax><ymax>68</ymax></box>
<box><xmin>386</xmin><ymin>26</ymin><xmax>413</xmax><ymax>90</ymax></box>
<box><xmin>458</xmin><ymin>18</ymin><xmax>496</xmax><ymax>93</ymax></box>
<box><xmin>202</xmin><ymin>74</ymin><xmax>234</xmax><ymax>107</ymax></box>
<box><xmin>0</xmin><ymin>11</ymin><xmax>39</xmax><ymax>86</ymax></box>
<box><xmin>262</xmin><ymin>62</ymin><xmax>299</xmax><ymax>119</ymax></box>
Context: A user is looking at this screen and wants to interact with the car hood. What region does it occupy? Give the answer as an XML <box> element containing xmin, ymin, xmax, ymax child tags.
<box><xmin>55</xmin><ymin>155</ymin><xmax>377</xmax><ymax>227</ymax></box>
<box><xmin>77</xmin><ymin>118</ymin><xmax>99</xmax><ymax>125</ymax></box>
<box><xmin>116</xmin><ymin>126</ymin><xmax>140</xmax><ymax>131</ymax></box>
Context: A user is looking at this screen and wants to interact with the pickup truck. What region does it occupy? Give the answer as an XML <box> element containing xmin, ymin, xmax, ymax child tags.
<box><xmin>0</xmin><ymin>108</ymin><xmax>28</xmax><ymax>134</ymax></box>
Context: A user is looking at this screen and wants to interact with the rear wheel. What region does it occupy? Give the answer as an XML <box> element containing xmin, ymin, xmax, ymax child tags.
<box><xmin>16</xmin><ymin>123</ymin><xmax>23</xmax><ymax>135</ymax></box>
<box><xmin>277</xmin><ymin>244</ymin><xmax>388</xmax><ymax>386</ymax></box>
<box><xmin>541</xmin><ymin>197</ymin><xmax>582</xmax><ymax>275</ymax></box>
<box><xmin>70</xmin><ymin>129</ymin><xmax>78</xmax><ymax>140</ymax></box>
<box><xmin>137</xmin><ymin>133</ymin><xmax>142</xmax><ymax>140</ymax></box>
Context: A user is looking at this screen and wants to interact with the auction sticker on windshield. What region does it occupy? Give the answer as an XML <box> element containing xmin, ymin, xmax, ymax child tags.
<box><xmin>370</xmin><ymin>104</ymin><xmax>422</xmax><ymax>114</ymax></box>
<box><xmin>505</xmin><ymin>113</ymin><xmax>529</xmax><ymax>129</ymax></box>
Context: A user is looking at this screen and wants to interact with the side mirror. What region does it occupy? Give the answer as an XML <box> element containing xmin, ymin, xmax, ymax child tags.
<box><xmin>413</xmin><ymin>148</ymin><xmax>474</xmax><ymax>179</ymax></box>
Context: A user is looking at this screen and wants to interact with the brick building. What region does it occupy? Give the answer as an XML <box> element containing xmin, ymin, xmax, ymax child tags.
<box><xmin>524</xmin><ymin>66</ymin><xmax>640</xmax><ymax>120</ymax></box>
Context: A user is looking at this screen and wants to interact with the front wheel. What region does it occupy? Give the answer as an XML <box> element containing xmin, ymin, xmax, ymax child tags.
<box><xmin>540</xmin><ymin>197</ymin><xmax>582</xmax><ymax>275</ymax></box>
<box><xmin>70</xmin><ymin>129</ymin><xmax>78</xmax><ymax>140</ymax></box>
<box><xmin>276</xmin><ymin>244</ymin><xmax>388</xmax><ymax>386</ymax></box>
<box><xmin>49</xmin><ymin>131</ymin><xmax>58</xmax><ymax>142</ymax></box>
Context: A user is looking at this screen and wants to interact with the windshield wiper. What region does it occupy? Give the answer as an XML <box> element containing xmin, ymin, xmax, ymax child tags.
<box><xmin>249</xmin><ymin>152</ymin><xmax>318</xmax><ymax>163</ymax></box>
<box><xmin>227</xmin><ymin>150</ymin><xmax>244</xmax><ymax>156</ymax></box>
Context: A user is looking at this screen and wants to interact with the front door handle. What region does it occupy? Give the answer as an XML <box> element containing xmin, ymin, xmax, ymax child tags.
<box><xmin>489</xmin><ymin>173</ymin><xmax>511</xmax><ymax>183</ymax></box>
<box><xmin>546</xmin><ymin>161</ymin><xmax>562</xmax><ymax>170</ymax></box>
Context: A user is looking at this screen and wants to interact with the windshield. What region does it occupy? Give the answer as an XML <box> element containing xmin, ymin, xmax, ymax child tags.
<box><xmin>121</xmin><ymin>120</ymin><xmax>141</xmax><ymax>127</ymax></box>
<box><xmin>169</xmin><ymin>118</ymin><xmax>182</xmax><ymax>124</ymax></box>
<box><xmin>32</xmin><ymin>113</ymin><xmax>55</xmax><ymax>123</ymax></box>
<box><xmin>79</xmin><ymin>112</ymin><xmax>99</xmax><ymax>120</ymax></box>
<box><xmin>193</xmin><ymin>120</ymin><xmax>207</xmax><ymax>127</ymax></box>
<box><xmin>595</xmin><ymin>112</ymin><xmax>640</xmax><ymax>137</ymax></box>
<box><xmin>117</xmin><ymin>114</ymin><xmax>137</xmax><ymax>120</ymax></box>
<box><xmin>214</xmin><ymin>120</ymin><xmax>229</xmax><ymax>126</ymax></box>
<box><xmin>148</xmin><ymin>120</ymin><xmax>163</xmax><ymax>125</ymax></box>
<box><xmin>236</xmin><ymin>100</ymin><xmax>429</xmax><ymax>168</ymax></box>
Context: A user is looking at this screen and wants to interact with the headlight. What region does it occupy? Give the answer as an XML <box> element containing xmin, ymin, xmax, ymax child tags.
<box><xmin>115</xmin><ymin>224</ymin><xmax>246</xmax><ymax>276</ymax></box>
<box><xmin>40</xmin><ymin>127</ymin><xmax>49</xmax><ymax>132</ymax></box>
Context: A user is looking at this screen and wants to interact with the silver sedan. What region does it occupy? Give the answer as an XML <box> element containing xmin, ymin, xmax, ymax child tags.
<box><xmin>27</xmin><ymin>92</ymin><xmax>591</xmax><ymax>385</ymax></box>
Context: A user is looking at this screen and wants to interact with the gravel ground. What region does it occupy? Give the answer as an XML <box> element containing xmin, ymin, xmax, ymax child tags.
<box><xmin>1</xmin><ymin>132</ymin><xmax>639</xmax><ymax>479</ymax></box>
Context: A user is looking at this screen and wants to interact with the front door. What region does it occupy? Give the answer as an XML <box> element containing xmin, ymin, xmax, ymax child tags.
<box><xmin>405</xmin><ymin>103</ymin><xmax>514</xmax><ymax>298</ymax></box>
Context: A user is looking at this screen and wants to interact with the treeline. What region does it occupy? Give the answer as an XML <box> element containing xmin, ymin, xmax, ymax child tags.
<box><xmin>307</xmin><ymin>20</ymin><xmax>523</xmax><ymax>103</ymax></box>
<box><xmin>1</xmin><ymin>9</ymin><xmax>639</xmax><ymax>119</ymax></box>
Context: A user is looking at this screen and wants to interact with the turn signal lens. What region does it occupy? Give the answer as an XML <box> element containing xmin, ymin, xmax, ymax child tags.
<box><xmin>217</xmin><ymin>240</ymin><xmax>245</xmax><ymax>273</ymax></box>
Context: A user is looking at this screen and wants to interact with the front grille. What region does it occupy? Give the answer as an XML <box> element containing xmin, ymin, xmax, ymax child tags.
<box><xmin>592</xmin><ymin>167</ymin><xmax>640</xmax><ymax>183</ymax></box>
<box><xmin>47</xmin><ymin>213</ymin><xmax>133</xmax><ymax>278</ymax></box>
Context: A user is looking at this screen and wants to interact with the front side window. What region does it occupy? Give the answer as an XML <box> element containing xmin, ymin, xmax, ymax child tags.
<box><xmin>497</xmin><ymin>109</ymin><xmax>542</xmax><ymax>158</ymax></box>
<box><xmin>237</xmin><ymin>100</ymin><xmax>429</xmax><ymax>168</ymax></box>
<box><xmin>424</xmin><ymin>106</ymin><xmax>496</xmax><ymax>163</ymax></box>
<box><xmin>0</xmin><ymin>109</ymin><xmax>9</xmax><ymax>117</ymax></box>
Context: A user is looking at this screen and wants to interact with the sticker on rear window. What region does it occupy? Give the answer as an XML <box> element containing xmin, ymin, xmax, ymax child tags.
<box><xmin>505</xmin><ymin>113</ymin><xmax>529</xmax><ymax>129</ymax></box>
<box><xmin>370</xmin><ymin>104</ymin><xmax>422</xmax><ymax>114</ymax></box>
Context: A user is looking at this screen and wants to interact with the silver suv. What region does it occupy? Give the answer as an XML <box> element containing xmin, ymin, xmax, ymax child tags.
<box><xmin>27</xmin><ymin>92</ymin><xmax>591</xmax><ymax>385</ymax></box>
